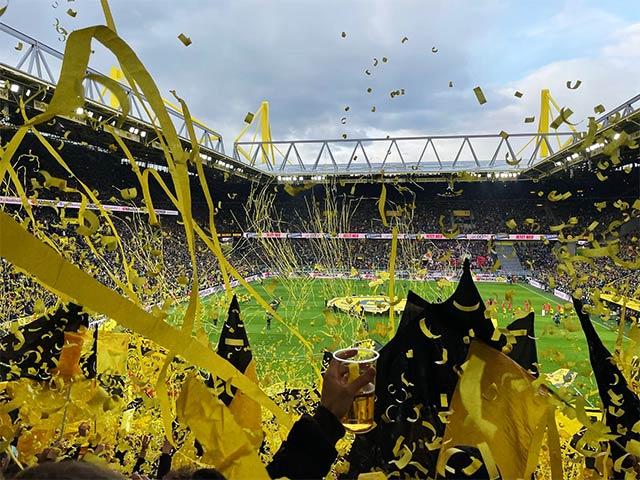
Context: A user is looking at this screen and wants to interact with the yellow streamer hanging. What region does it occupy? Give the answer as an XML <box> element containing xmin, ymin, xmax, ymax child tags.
<box><xmin>0</xmin><ymin>211</ymin><xmax>292</xmax><ymax>429</ymax></box>
<box><xmin>387</xmin><ymin>227</ymin><xmax>398</xmax><ymax>338</ymax></box>
<box><xmin>379</xmin><ymin>183</ymin><xmax>389</xmax><ymax>227</ymax></box>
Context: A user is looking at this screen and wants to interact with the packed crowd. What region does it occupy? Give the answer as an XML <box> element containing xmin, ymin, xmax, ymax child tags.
<box><xmin>9</xmin><ymin>136</ymin><xmax>638</xmax><ymax>238</ymax></box>
<box><xmin>1</xmin><ymin>182</ymin><xmax>637</xmax><ymax>321</ymax></box>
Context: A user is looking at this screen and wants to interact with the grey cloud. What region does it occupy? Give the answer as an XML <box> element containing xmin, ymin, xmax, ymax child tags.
<box><xmin>1</xmin><ymin>0</ymin><xmax>638</xmax><ymax>150</ymax></box>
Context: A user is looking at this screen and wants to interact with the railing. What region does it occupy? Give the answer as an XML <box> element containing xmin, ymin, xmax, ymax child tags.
<box><xmin>0</xmin><ymin>22</ymin><xmax>225</xmax><ymax>155</ymax></box>
<box><xmin>234</xmin><ymin>132</ymin><xmax>579</xmax><ymax>176</ymax></box>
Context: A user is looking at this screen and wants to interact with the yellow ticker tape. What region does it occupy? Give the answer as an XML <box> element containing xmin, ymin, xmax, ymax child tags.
<box><xmin>178</xmin><ymin>33</ymin><xmax>192</xmax><ymax>46</ymax></box>
<box><xmin>0</xmin><ymin>211</ymin><xmax>292</xmax><ymax>429</ymax></box>
<box><xmin>473</xmin><ymin>86</ymin><xmax>487</xmax><ymax>105</ymax></box>
<box><xmin>378</xmin><ymin>183</ymin><xmax>389</xmax><ymax>227</ymax></box>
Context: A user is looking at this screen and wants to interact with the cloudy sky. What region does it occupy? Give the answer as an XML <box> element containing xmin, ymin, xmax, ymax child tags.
<box><xmin>2</xmin><ymin>0</ymin><xmax>640</xmax><ymax>147</ymax></box>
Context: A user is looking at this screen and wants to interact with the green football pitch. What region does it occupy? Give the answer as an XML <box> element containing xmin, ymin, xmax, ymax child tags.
<box><xmin>191</xmin><ymin>278</ymin><xmax>627</xmax><ymax>406</ymax></box>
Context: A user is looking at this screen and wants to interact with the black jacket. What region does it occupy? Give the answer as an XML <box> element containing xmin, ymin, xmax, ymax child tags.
<box><xmin>267</xmin><ymin>405</ymin><xmax>345</xmax><ymax>479</ymax></box>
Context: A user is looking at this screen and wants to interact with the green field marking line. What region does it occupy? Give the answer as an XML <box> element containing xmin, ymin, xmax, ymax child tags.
<box><xmin>518</xmin><ymin>282</ymin><xmax>630</xmax><ymax>341</ymax></box>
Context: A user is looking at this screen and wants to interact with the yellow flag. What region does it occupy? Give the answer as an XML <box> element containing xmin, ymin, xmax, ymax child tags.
<box><xmin>177</xmin><ymin>373</ymin><xmax>269</xmax><ymax>479</ymax></box>
<box><xmin>438</xmin><ymin>341</ymin><xmax>560</xmax><ymax>479</ymax></box>
<box><xmin>96</xmin><ymin>331</ymin><xmax>129</xmax><ymax>375</ymax></box>
<box><xmin>218</xmin><ymin>295</ymin><xmax>262</xmax><ymax>447</ymax></box>
<box><xmin>228</xmin><ymin>359</ymin><xmax>262</xmax><ymax>447</ymax></box>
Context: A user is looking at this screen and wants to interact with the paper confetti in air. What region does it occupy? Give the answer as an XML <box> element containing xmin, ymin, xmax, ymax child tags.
<box><xmin>177</xmin><ymin>33</ymin><xmax>192</xmax><ymax>46</ymax></box>
<box><xmin>473</xmin><ymin>86</ymin><xmax>487</xmax><ymax>105</ymax></box>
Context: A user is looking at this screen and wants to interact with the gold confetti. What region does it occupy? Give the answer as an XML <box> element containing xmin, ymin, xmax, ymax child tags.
<box><xmin>524</xmin><ymin>116</ymin><xmax>535</xmax><ymax>123</ymax></box>
<box><xmin>66</xmin><ymin>8</ymin><xmax>76</xmax><ymax>17</ymax></box>
<box><xmin>344</xmin><ymin>106</ymin><xmax>350</xmax><ymax>112</ymax></box>
<box><xmin>382</xmin><ymin>57</ymin><xmax>388</xmax><ymax>63</ymax></box>
<box><xmin>550</xmin><ymin>107</ymin><xmax>574</xmax><ymax>129</ymax></box>
<box><xmin>435</xmin><ymin>348</ymin><xmax>448</xmax><ymax>365</ymax></box>
<box><xmin>593</xmin><ymin>104</ymin><xmax>606</xmax><ymax>114</ymax></box>
<box><xmin>448</xmin><ymin>81</ymin><xmax>454</xmax><ymax>88</ymax></box>
<box><xmin>566</xmin><ymin>80</ymin><xmax>582</xmax><ymax>89</ymax></box>
<box><xmin>473</xmin><ymin>86</ymin><xmax>487</xmax><ymax>105</ymax></box>
<box><xmin>53</xmin><ymin>18</ymin><xmax>68</xmax><ymax>41</ymax></box>
<box><xmin>119</xmin><ymin>187</ymin><xmax>137</xmax><ymax>200</ymax></box>
<box><xmin>401</xmin><ymin>36</ymin><xmax>408</xmax><ymax>43</ymax></box>
<box><xmin>547</xmin><ymin>190</ymin><xmax>573</xmax><ymax>202</ymax></box>
<box><xmin>431</xmin><ymin>46</ymin><xmax>438</xmax><ymax>53</ymax></box>
<box><xmin>419</xmin><ymin>319</ymin><xmax>441</xmax><ymax>339</ymax></box>
<box><xmin>177</xmin><ymin>33</ymin><xmax>192</xmax><ymax>46</ymax></box>
<box><xmin>341</xmin><ymin>31</ymin><xmax>346</xmax><ymax>38</ymax></box>
<box><xmin>514</xmin><ymin>91</ymin><xmax>523</xmax><ymax>98</ymax></box>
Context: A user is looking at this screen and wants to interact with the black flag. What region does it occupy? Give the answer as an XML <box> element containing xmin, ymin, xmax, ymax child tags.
<box><xmin>347</xmin><ymin>259</ymin><xmax>507</xmax><ymax>477</ymax></box>
<box><xmin>0</xmin><ymin>303</ymin><xmax>89</xmax><ymax>381</ymax></box>
<box><xmin>574</xmin><ymin>297</ymin><xmax>640</xmax><ymax>471</ymax></box>
<box><xmin>506</xmin><ymin>312</ymin><xmax>539</xmax><ymax>376</ymax></box>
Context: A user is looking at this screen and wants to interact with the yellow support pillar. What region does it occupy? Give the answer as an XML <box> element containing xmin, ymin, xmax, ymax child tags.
<box><xmin>537</xmin><ymin>89</ymin><xmax>550</xmax><ymax>157</ymax></box>
<box><xmin>259</xmin><ymin>102</ymin><xmax>275</xmax><ymax>166</ymax></box>
<box><xmin>235</xmin><ymin>101</ymin><xmax>277</xmax><ymax>167</ymax></box>
<box><xmin>107</xmin><ymin>66</ymin><xmax>126</xmax><ymax>108</ymax></box>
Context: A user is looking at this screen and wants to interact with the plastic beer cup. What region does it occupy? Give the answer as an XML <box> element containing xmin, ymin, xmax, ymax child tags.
<box><xmin>333</xmin><ymin>347</ymin><xmax>378</xmax><ymax>434</ymax></box>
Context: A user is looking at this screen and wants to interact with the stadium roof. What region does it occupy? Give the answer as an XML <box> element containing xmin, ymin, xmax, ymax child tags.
<box><xmin>2</xmin><ymin>22</ymin><xmax>639</xmax><ymax>184</ymax></box>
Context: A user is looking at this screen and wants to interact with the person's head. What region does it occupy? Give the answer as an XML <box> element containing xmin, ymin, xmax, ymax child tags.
<box><xmin>0</xmin><ymin>451</ymin><xmax>10</xmax><ymax>472</ymax></box>
<box><xmin>78</xmin><ymin>421</ymin><xmax>91</xmax><ymax>437</ymax></box>
<box><xmin>14</xmin><ymin>460</ymin><xmax>125</xmax><ymax>479</ymax></box>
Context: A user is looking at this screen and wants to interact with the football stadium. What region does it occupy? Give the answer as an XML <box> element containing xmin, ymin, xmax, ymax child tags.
<box><xmin>0</xmin><ymin>2</ymin><xmax>639</xmax><ymax>478</ymax></box>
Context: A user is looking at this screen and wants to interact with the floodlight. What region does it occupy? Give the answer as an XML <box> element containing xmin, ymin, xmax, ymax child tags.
<box><xmin>10</xmin><ymin>84</ymin><xmax>20</xmax><ymax>93</ymax></box>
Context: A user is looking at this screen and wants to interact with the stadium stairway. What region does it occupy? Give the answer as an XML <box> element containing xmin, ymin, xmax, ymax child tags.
<box><xmin>495</xmin><ymin>242</ymin><xmax>528</xmax><ymax>275</ymax></box>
